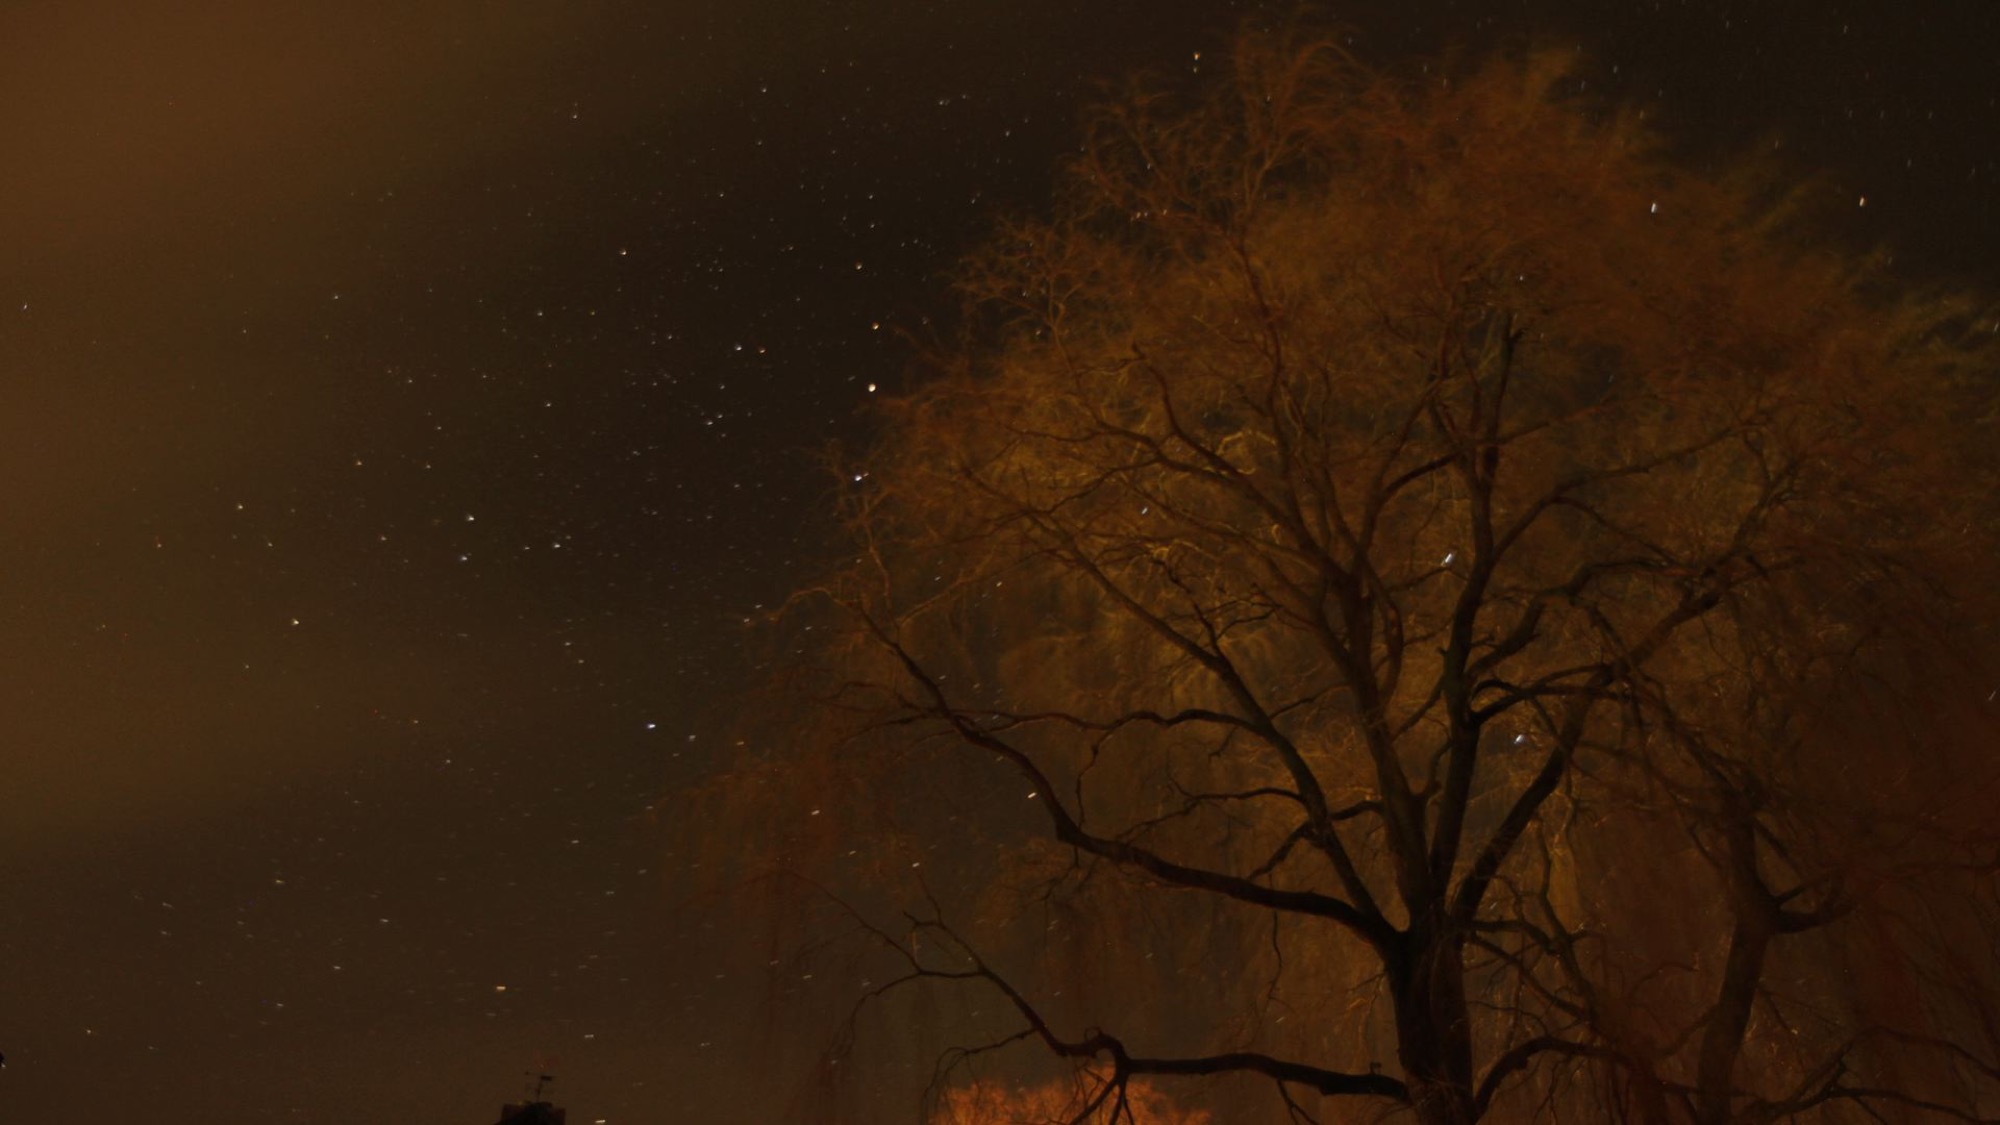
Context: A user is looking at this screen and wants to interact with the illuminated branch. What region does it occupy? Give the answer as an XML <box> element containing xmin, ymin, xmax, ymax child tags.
<box><xmin>862</xmin><ymin>608</ymin><xmax>1401</xmax><ymax>951</ymax></box>
<box><xmin>937</xmin><ymin>922</ymin><xmax>1411</xmax><ymax>1107</ymax></box>
<box><xmin>1472</xmin><ymin>1036</ymin><xmax>1625</xmax><ymax>1119</ymax></box>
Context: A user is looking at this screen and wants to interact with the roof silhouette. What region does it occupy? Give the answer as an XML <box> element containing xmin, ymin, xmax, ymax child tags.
<box><xmin>494</xmin><ymin>1100</ymin><xmax>566</xmax><ymax>1125</ymax></box>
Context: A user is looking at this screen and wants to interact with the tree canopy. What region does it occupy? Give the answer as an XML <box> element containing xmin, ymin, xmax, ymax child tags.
<box><xmin>704</xmin><ymin>30</ymin><xmax>2000</xmax><ymax>1125</ymax></box>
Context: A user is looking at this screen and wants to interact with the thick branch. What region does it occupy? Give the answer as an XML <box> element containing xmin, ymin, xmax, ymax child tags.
<box><xmin>964</xmin><ymin>931</ymin><xmax>1411</xmax><ymax>1104</ymax></box>
<box><xmin>868</xmin><ymin>611</ymin><xmax>1399</xmax><ymax>950</ymax></box>
<box><xmin>1473</xmin><ymin>1036</ymin><xmax>1624</xmax><ymax>1118</ymax></box>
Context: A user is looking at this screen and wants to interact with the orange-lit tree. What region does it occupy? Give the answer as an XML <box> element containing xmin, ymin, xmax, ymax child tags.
<box><xmin>932</xmin><ymin>1073</ymin><xmax>1211</xmax><ymax>1125</ymax></box>
<box><xmin>712</xmin><ymin>30</ymin><xmax>2000</xmax><ymax>1125</ymax></box>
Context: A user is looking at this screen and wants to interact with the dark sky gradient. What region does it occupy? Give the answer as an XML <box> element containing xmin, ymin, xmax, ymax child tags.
<box><xmin>0</xmin><ymin>2</ymin><xmax>1993</xmax><ymax>1122</ymax></box>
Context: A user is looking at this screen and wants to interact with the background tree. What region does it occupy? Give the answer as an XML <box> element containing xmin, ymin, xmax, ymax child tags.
<box><xmin>699</xmin><ymin>29</ymin><xmax>2000</xmax><ymax>1125</ymax></box>
<box><xmin>932</xmin><ymin>1072</ymin><xmax>1212</xmax><ymax>1125</ymax></box>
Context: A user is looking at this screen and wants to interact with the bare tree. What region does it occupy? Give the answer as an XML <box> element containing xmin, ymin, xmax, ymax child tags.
<box><xmin>704</xmin><ymin>30</ymin><xmax>2000</xmax><ymax>1125</ymax></box>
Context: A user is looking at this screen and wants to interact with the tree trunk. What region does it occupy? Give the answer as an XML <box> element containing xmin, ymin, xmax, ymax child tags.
<box><xmin>1696</xmin><ymin>805</ymin><xmax>1782</xmax><ymax>1125</ymax></box>
<box><xmin>1392</xmin><ymin>926</ymin><xmax>1479</xmax><ymax>1125</ymax></box>
<box><xmin>1695</xmin><ymin>913</ymin><xmax>1773</xmax><ymax>1125</ymax></box>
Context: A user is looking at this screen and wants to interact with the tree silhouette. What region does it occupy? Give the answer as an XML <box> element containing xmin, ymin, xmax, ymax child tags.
<box><xmin>708</xmin><ymin>30</ymin><xmax>2000</xmax><ymax>1125</ymax></box>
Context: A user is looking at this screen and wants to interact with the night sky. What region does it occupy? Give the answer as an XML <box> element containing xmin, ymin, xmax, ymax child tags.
<box><xmin>1</xmin><ymin>2</ymin><xmax>1994</xmax><ymax>1122</ymax></box>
